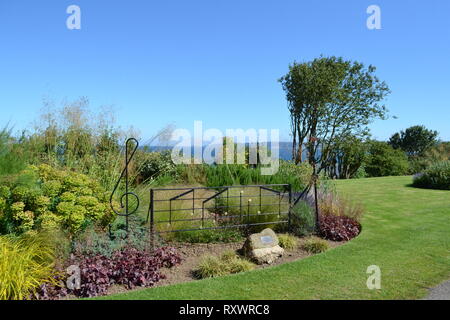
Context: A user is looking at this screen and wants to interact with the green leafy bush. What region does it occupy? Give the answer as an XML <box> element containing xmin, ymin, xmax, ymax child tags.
<box><xmin>194</xmin><ymin>251</ymin><xmax>255</xmax><ymax>279</ymax></box>
<box><xmin>0</xmin><ymin>233</ymin><xmax>57</xmax><ymax>300</ymax></box>
<box><xmin>278</xmin><ymin>234</ymin><xmax>298</xmax><ymax>250</ymax></box>
<box><xmin>412</xmin><ymin>161</ymin><xmax>450</xmax><ymax>190</ymax></box>
<box><xmin>0</xmin><ymin>164</ymin><xmax>115</xmax><ymax>235</ymax></box>
<box><xmin>302</xmin><ymin>237</ymin><xmax>329</xmax><ymax>254</ymax></box>
<box><xmin>135</xmin><ymin>150</ymin><xmax>178</xmax><ymax>183</ymax></box>
<box><xmin>364</xmin><ymin>141</ymin><xmax>410</xmax><ymax>177</ymax></box>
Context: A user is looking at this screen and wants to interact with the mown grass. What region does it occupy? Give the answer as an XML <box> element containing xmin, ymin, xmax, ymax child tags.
<box><xmin>94</xmin><ymin>176</ymin><xmax>450</xmax><ymax>300</ymax></box>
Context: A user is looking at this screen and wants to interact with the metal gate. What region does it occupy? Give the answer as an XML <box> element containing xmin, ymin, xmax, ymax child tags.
<box><xmin>147</xmin><ymin>184</ymin><xmax>292</xmax><ymax>234</ymax></box>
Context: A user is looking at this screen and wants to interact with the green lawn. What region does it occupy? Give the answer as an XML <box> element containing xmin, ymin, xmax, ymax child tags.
<box><xmin>96</xmin><ymin>176</ymin><xmax>450</xmax><ymax>300</ymax></box>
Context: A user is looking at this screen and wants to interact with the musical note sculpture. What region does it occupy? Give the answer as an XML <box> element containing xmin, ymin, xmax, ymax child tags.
<box><xmin>110</xmin><ymin>138</ymin><xmax>140</xmax><ymax>232</ymax></box>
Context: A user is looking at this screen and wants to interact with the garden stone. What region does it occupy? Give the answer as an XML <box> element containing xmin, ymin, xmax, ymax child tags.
<box><xmin>243</xmin><ymin>228</ymin><xmax>284</xmax><ymax>264</ymax></box>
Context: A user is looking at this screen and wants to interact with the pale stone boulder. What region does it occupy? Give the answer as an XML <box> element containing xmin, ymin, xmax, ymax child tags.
<box><xmin>243</xmin><ymin>228</ymin><xmax>284</xmax><ymax>264</ymax></box>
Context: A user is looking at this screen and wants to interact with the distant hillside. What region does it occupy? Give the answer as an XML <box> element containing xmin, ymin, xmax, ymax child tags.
<box><xmin>146</xmin><ymin>142</ymin><xmax>296</xmax><ymax>161</ymax></box>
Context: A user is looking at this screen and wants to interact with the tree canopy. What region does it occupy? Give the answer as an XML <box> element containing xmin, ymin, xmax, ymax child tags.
<box><xmin>388</xmin><ymin>125</ymin><xmax>438</xmax><ymax>158</ymax></box>
<box><xmin>279</xmin><ymin>56</ymin><xmax>390</xmax><ymax>175</ymax></box>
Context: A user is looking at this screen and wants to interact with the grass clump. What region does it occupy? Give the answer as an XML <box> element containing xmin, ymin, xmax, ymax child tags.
<box><xmin>278</xmin><ymin>234</ymin><xmax>298</xmax><ymax>250</ymax></box>
<box><xmin>301</xmin><ymin>237</ymin><xmax>329</xmax><ymax>254</ymax></box>
<box><xmin>0</xmin><ymin>233</ymin><xmax>57</xmax><ymax>300</ymax></box>
<box><xmin>194</xmin><ymin>250</ymin><xmax>255</xmax><ymax>279</ymax></box>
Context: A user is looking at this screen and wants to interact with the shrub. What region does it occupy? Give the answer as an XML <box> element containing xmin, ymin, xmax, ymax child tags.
<box><xmin>135</xmin><ymin>150</ymin><xmax>178</xmax><ymax>184</ymax></box>
<box><xmin>319</xmin><ymin>215</ymin><xmax>361</xmax><ymax>241</ymax></box>
<box><xmin>291</xmin><ymin>200</ymin><xmax>315</xmax><ymax>236</ymax></box>
<box><xmin>364</xmin><ymin>141</ymin><xmax>410</xmax><ymax>177</ymax></box>
<box><xmin>424</xmin><ymin>142</ymin><xmax>450</xmax><ymax>164</ymax></box>
<box><xmin>325</xmin><ymin>135</ymin><xmax>368</xmax><ymax>179</ymax></box>
<box><xmin>278</xmin><ymin>234</ymin><xmax>298</xmax><ymax>250</ymax></box>
<box><xmin>412</xmin><ymin>161</ymin><xmax>450</xmax><ymax>190</ymax></box>
<box><xmin>0</xmin><ymin>164</ymin><xmax>115</xmax><ymax>235</ymax></box>
<box><xmin>108</xmin><ymin>247</ymin><xmax>181</xmax><ymax>290</ymax></box>
<box><xmin>73</xmin><ymin>215</ymin><xmax>156</xmax><ymax>258</ymax></box>
<box><xmin>153</xmin><ymin>246</ymin><xmax>183</xmax><ymax>268</ymax></box>
<box><xmin>0</xmin><ymin>233</ymin><xmax>57</xmax><ymax>300</ymax></box>
<box><xmin>302</xmin><ymin>237</ymin><xmax>329</xmax><ymax>254</ymax></box>
<box><xmin>76</xmin><ymin>254</ymin><xmax>113</xmax><ymax>297</ymax></box>
<box><xmin>39</xmin><ymin>246</ymin><xmax>182</xmax><ymax>299</ymax></box>
<box><xmin>194</xmin><ymin>251</ymin><xmax>255</xmax><ymax>279</ymax></box>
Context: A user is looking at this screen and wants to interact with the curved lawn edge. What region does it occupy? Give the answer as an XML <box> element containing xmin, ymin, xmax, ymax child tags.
<box><xmin>94</xmin><ymin>176</ymin><xmax>450</xmax><ymax>300</ymax></box>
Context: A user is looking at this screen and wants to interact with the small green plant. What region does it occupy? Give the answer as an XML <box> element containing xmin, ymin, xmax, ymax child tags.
<box><xmin>73</xmin><ymin>215</ymin><xmax>157</xmax><ymax>257</ymax></box>
<box><xmin>291</xmin><ymin>200</ymin><xmax>315</xmax><ymax>236</ymax></box>
<box><xmin>220</xmin><ymin>250</ymin><xmax>238</xmax><ymax>263</ymax></box>
<box><xmin>302</xmin><ymin>237</ymin><xmax>329</xmax><ymax>254</ymax></box>
<box><xmin>194</xmin><ymin>255</ymin><xmax>228</xmax><ymax>279</ymax></box>
<box><xmin>0</xmin><ymin>233</ymin><xmax>57</xmax><ymax>300</ymax></box>
<box><xmin>227</xmin><ymin>257</ymin><xmax>255</xmax><ymax>274</ymax></box>
<box><xmin>278</xmin><ymin>234</ymin><xmax>298</xmax><ymax>250</ymax></box>
<box><xmin>194</xmin><ymin>251</ymin><xmax>255</xmax><ymax>279</ymax></box>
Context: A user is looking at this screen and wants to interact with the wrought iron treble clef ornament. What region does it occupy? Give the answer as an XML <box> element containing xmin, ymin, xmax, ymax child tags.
<box><xmin>110</xmin><ymin>138</ymin><xmax>140</xmax><ymax>232</ymax></box>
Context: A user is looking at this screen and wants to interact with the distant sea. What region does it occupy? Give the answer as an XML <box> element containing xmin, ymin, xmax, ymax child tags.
<box><xmin>146</xmin><ymin>142</ymin><xmax>296</xmax><ymax>161</ymax></box>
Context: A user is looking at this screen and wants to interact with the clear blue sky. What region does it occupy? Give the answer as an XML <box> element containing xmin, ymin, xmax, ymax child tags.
<box><xmin>1</xmin><ymin>0</ymin><xmax>449</xmax><ymax>142</ymax></box>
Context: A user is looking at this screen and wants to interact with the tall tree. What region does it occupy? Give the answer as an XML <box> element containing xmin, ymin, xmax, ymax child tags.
<box><xmin>388</xmin><ymin>125</ymin><xmax>438</xmax><ymax>158</ymax></box>
<box><xmin>279</xmin><ymin>56</ymin><xmax>390</xmax><ymax>174</ymax></box>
